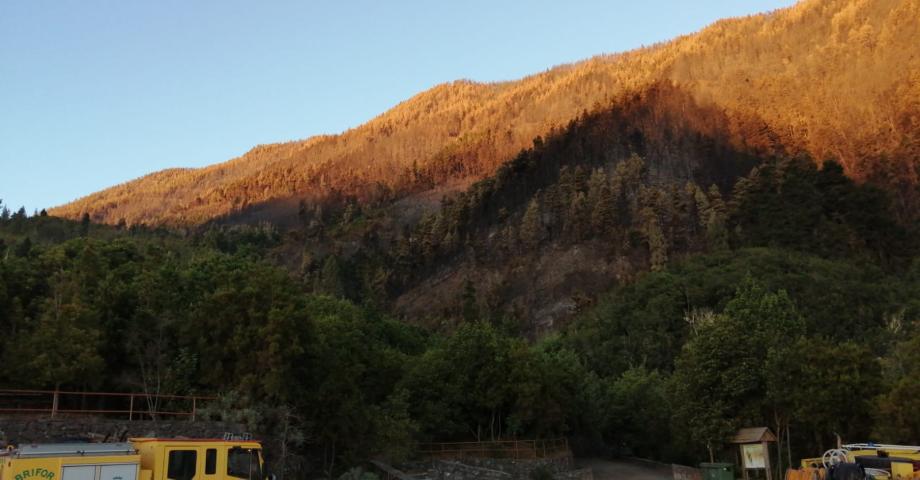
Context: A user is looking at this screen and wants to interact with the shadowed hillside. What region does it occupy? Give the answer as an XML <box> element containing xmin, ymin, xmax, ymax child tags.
<box><xmin>287</xmin><ymin>81</ymin><xmax>912</xmax><ymax>331</ymax></box>
<box><xmin>50</xmin><ymin>0</ymin><xmax>920</xmax><ymax>226</ymax></box>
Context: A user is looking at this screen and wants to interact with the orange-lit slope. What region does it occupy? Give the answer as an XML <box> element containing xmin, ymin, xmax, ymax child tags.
<box><xmin>51</xmin><ymin>0</ymin><xmax>920</xmax><ymax>226</ymax></box>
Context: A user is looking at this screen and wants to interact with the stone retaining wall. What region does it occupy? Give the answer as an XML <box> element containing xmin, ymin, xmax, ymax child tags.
<box><xmin>449</xmin><ymin>457</ymin><xmax>573</xmax><ymax>479</ymax></box>
<box><xmin>555</xmin><ymin>468</ymin><xmax>593</xmax><ymax>480</ymax></box>
<box><xmin>0</xmin><ymin>415</ymin><xmax>244</xmax><ymax>446</ymax></box>
<box><xmin>434</xmin><ymin>461</ymin><xmax>512</xmax><ymax>480</ymax></box>
<box><xmin>407</xmin><ymin>457</ymin><xmax>580</xmax><ymax>480</ymax></box>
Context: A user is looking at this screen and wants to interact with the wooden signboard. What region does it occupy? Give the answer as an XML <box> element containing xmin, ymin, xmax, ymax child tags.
<box><xmin>742</xmin><ymin>443</ymin><xmax>767</xmax><ymax>469</ymax></box>
<box><xmin>732</xmin><ymin>427</ymin><xmax>777</xmax><ymax>480</ymax></box>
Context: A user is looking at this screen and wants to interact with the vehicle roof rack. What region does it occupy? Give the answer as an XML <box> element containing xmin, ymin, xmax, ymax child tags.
<box><xmin>844</xmin><ymin>443</ymin><xmax>920</xmax><ymax>452</ymax></box>
<box><xmin>12</xmin><ymin>443</ymin><xmax>136</xmax><ymax>458</ymax></box>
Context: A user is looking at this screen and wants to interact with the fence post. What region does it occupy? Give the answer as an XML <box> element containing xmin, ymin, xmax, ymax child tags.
<box><xmin>51</xmin><ymin>390</ymin><xmax>59</xmax><ymax>418</ymax></box>
<box><xmin>192</xmin><ymin>397</ymin><xmax>197</xmax><ymax>422</ymax></box>
<box><xmin>129</xmin><ymin>394</ymin><xmax>134</xmax><ymax>421</ymax></box>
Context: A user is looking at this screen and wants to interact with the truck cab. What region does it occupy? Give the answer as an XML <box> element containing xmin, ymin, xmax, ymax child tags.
<box><xmin>130</xmin><ymin>438</ymin><xmax>270</xmax><ymax>480</ymax></box>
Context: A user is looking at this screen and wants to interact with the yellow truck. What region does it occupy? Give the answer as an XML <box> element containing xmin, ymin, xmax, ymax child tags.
<box><xmin>790</xmin><ymin>443</ymin><xmax>920</xmax><ymax>480</ymax></box>
<box><xmin>0</xmin><ymin>438</ymin><xmax>273</xmax><ymax>480</ymax></box>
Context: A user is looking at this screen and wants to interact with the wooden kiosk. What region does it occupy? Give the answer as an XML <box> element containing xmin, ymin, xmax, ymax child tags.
<box><xmin>732</xmin><ymin>427</ymin><xmax>777</xmax><ymax>480</ymax></box>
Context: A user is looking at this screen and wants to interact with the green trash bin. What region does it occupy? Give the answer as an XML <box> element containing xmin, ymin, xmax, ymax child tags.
<box><xmin>700</xmin><ymin>462</ymin><xmax>734</xmax><ymax>480</ymax></box>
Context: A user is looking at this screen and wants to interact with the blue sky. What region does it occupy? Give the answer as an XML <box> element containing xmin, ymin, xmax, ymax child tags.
<box><xmin>0</xmin><ymin>0</ymin><xmax>796</xmax><ymax>212</ymax></box>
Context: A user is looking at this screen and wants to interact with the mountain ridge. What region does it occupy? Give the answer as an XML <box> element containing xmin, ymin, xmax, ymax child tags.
<box><xmin>50</xmin><ymin>0</ymin><xmax>920</xmax><ymax>226</ymax></box>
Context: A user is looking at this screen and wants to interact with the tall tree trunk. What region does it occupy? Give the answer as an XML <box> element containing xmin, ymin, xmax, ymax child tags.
<box><xmin>490</xmin><ymin>409</ymin><xmax>497</xmax><ymax>442</ymax></box>
<box><xmin>786</xmin><ymin>423</ymin><xmax>793</xmax><ymax>473</ymax></box>
<box><xmin>774</xmin><ymin>411</ymin><xmax>785</xmax><ymax>480</ymax></box>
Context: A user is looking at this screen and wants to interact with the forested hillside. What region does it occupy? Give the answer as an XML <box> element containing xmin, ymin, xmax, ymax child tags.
<box><xmin>50</xmin><ymin>0</ymin><xmax>920</xmax><ymax>226</ymax></box>
<box><xmin>1</xmin><ymin>194</ymin><xmax>918</xmax><ymax>477</ymax></box>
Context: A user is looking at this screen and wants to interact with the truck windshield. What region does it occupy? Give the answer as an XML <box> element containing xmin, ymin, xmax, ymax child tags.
<box><xmin>228</xmin><ymin>446</ymin><xmax>263</xmax><ymax>479</ymax></box>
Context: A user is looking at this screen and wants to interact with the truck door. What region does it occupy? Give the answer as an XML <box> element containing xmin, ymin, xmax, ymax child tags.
<box><xmin>166</xmin><ymin>449</ymin><xmax>199</xmax><ymax>480</ymax></box>
<box><xmin>227</xmin><ymin>447</ymin><xmax>262</xmax><ymax>480</ymax></box>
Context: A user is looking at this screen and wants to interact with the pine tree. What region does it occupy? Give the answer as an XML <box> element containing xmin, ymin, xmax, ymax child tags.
<box><xmin>572</xmin><ymin>166</ymin><xmax>589</xmax><ymax>193</ymax></box>
<box><xmin>541</xmin><ymin>185</ymin><xmax>562</xmax><ymax>235</ymax></box>
<box><xmin>443</xmin><ymin>227</ymin><xmax>459</xmax><ymax>253</ymax></box>
<box><xmin>519</xmin><ymin>196</ymin><xmax>544</xmax><ymax>250</ymax></box>
<box><xmin>418</xmin><ymin>215</ymin><xmax>439</xmax><ymax>262</ymax></box>
<box><xmin>80</xmin><ymin>213</ymin><xmax>91</xmax><ymax>237</ymax></box>
<box><xmin>590</xmin><ymin>184</ymin><xmax>615</xmax><ymax>236</ymax></box>
<box><xmin>728</xmin><ymin>174</ymin><xmax>755</xmax><ymax>213</ymax></box>
<box><xmin>691</xmin><ymin>182</ymin><xmax>710</xmax><ymax>219</ymax></box>
<box><xmin>8</xmin><ymin>206</ymin><xmax>26</xmax><ymax>234</ymax></box>
<box><xmin>707</xmin><ymin>185</ymin><xmax>727</xmax><ymax>219</ymax></box>
<box><xmin>430</xmin><ymin>214</ymin><xmax>448</xmax><ymax>251</ymax></box>
<box><xmin>617</xmin><ymin>153</ymin><xmax>646</xmax><ymax>194</ymax></box>
<box><xmin>557</xmin><ymin>167</ymin><xmax>576</xmax><ymax>207</ymax></box>
<box><xmin>705</xmin><ymin>185</ymin><xmax>729</xmax><ymax>250</ymax></box>
<box><xmin>14</xmin><ymin>237</ymin><xmax>32</xmax><ymax>257</ymax></box>
<box><xmin>564</xmin><ymin>192</ymin><xmax>589</xmax><ymax>241</ymax></box>
<box><xmin>586</xmin><ymin>169</ymin><xmax>608</xmax><ymax>206</ymax></box>
<box><xmin>394</xmin><ymin>233</ymin><xmax>414</xmax><ymax>271</ymax></box>
<box><xmin>640</xmin><ymin>207</ymin><xmax>668</xmax><ymax>271</ymax></box>
<box><xmin>461</xmin><ymin>278</ymin><xmax>478</xmax><ymax>322</ymax></box>
<box><xmin>319</xmin><ymin>255</ymin><xmax>346</xmax><ymax>298</ymax></box>
<box><xmin>587</xmin><ymin>169</ymin><xmax>612</xmax><ymax>236</ymax></box>
<box><xmin>613</xmin><ymin>182</ymin><xmax>632</xmax><ymax>229</ymax></box>
<box><xmin>367</xmin><ymin>266</ymin><xmax>391</xmax><ymax>307</ymax></box>
<box><xmin>682</xmin><ymin>182</ymin><xmax>702</xmax><ymax>236</ymax></box>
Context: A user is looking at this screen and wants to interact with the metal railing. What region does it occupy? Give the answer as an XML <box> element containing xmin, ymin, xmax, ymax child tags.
<box><xmin>417</xmin><ymin>438</ymin><xmax>571</xmax><ymax>460</ymax></box>
<box><xmin>0</xmin><ymin>389</ymin><xmax>217</xmax><ymax>421</ymax></box>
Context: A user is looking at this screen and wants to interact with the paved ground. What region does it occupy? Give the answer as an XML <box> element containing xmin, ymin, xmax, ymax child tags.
<box><xmin>575</xmin><ymin>458</ymin><xmax>673</xmax><ymax>480</ymax></box>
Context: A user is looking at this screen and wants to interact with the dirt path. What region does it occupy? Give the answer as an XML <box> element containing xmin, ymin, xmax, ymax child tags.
<box><xmin>575</xmin><ymin>458</ymin><xmax>673</xmax><ymax>480</ymax></box>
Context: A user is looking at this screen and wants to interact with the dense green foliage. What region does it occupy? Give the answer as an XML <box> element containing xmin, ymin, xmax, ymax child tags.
<box><xmin>1</xmin><ymin>145</ymin><xmax>917</xmax><ymax>479</ymax></box>
<box><xmin>561</xmin><ymin>156</ymin><xmax>919</xmax><ymax>464</ymax></box>
<box><xmin>0</xmin><ymin>211</ymin><xmax>596</xmax><ymax>477</ymax></box>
